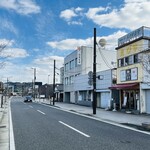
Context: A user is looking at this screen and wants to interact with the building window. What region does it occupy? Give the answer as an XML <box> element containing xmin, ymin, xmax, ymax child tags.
<box><xmin>118</xmin><ymin>58</ymin><xmax>124</xmax><ymax>67</ymax></box>
<box><xmin>134</xmin><ymin>54</ymin><xmax>139</xmax><ymax>63</ymax></box>
<box><xmin>75</xmin><ymin>58</ymin><xmax>77</xmax><ymax>67</ymax></box>
<box><xmin>118</xmin><ymin>59</ymin><xmax>120</xmax><ymax>67</ymax></box>
<box><xmin>70</xmin><ymin>60</ymin><xmax>75</xmax><ymax>69</ymax></box>
<box><xmin>65</xmin><ymin>77</ymin><xmax>69</xmax><ymax>85</ymax></box>
<box><xmin>70</xmin><ymin>76</ymin><xmax>74</xmax><ymax>84</ymax></box>
<box><xmin>65</xmin><ymin>63</ymin><xmax>69</xmax><ymax>71</ymax></box>
<box><xmin>128</xmin><ymin>55</ymin><xmax>133</xmax><ymax>65</ymax></box>
<box><xmin>125</xmin><ymin>57</ymin><xmax>129</xmax><ymax>66</ymax></box>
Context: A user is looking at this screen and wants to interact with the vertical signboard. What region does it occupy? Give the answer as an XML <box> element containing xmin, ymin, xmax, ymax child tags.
<box><xmin>77</xmin><ymin>47</ymin><xmax>81</xmax><ymax>65</ymax></box>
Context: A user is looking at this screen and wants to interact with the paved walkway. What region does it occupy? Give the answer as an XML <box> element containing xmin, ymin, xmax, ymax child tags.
<box><xmin>0</xmin><ymin>96</ymin><xmax>9</xmax><ymax>150</ymax></box>
<box><xmin>35</xmin><ymin>98</ymin><xmax>150</xmax><ymax>126</ymax></box>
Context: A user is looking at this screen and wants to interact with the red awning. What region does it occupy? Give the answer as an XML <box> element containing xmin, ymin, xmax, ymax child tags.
<box><xmin>109</xmin><ymin>83</ymin><xmax>139</xmax><ymax>90</ymax></box>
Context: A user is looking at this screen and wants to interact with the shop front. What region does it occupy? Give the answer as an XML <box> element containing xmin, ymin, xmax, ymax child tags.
<box><xmin>110</xmin><ymin>83</ymin><xmax>140</xmax><ymax>113</ymax></box>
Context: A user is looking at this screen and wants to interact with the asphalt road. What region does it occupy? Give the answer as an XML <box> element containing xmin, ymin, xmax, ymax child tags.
<box><xmin>11</xmin><ymin>97</ymin><xmax>150</xmax><ymax>150</ymax></box>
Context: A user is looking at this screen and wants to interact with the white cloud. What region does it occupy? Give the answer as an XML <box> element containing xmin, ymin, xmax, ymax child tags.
<box><xmin>75</xmin><ymin>7</ymin><xmax>84</xmax><ymax>12</ymax></box>
<box><xmin>1</xmin><ymin>48</ymin><xmax>29</xmax><ymax>58</ymax></box>
<box><xmin>68</xmin><ymin>21</ymin><xmax>82</xmax><ymax>25</ymax></box>
<box><xmin>34</xmin><ymin>55</ymin><xmax>64</xmax><ymax>66</ymax></box>
<box><xmin>0</xmin><ymin>54</ymin><xmax>64</xmax><ymax>84</ymax></box>
<box><xmin>47</xmin><ymin>38</ymin><xmax>91</xmax><ymax>50</ymax></box>
<box><xmin>0</xmin><ymin>0</ymin><xmax>41</xmax><ymax>15</ymax></box>
<box><xmin>47</xmin><ymin>30</ymin><xmax>126</xmax><ymax>51</ymax></box>
<box><xmin>60</xmin><ymin>7</ymin><xmax>84</xmax><ymax>25</ymax></box>
<box><xmin>26</xmin><ymin>55</ymin><xmax>64</xmax><ymax>83</ymax></box>
<box><xmin>60</xmin><ymin>9</ymin><xmax>77</xmax><ymax>21</ymax></box>
<box><xmin>86</xmin><ymin>0</ymin><xmax>150</xmax><ymax>30</ymax></box>
<box><xmin>0</xmin><ymin>38</ymin><xmax>29</xmax><ymax>58</ymax></box>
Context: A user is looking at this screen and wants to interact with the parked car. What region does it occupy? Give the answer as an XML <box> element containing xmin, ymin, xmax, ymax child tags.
<box><xmin>24</xmin><ymin>95</ymin><xmax>32</xmax><ymax>102</ymax></box>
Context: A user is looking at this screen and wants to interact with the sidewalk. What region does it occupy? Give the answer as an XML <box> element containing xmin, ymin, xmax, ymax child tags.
<box><xmin>35</xmin><ymin>98</ymin><xmax>150</xmax><ymax>128</ymax></box>
<box><xmin>0</xmin><ymin>97</ymin><xmax>9</xmax><ymax>150</ymax></box>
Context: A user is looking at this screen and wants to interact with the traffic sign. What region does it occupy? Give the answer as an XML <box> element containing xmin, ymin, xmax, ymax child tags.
<box><xmin>88</xmin><ymin>71</ymin><xmax>93</xmax><ymax>78</ymax></box>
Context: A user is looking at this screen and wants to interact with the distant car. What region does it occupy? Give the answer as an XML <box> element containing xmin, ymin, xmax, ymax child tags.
<box><xmin>24</xmin><ymin>95</ymin><xmax>32</xmax><ymax>102</ymax></box>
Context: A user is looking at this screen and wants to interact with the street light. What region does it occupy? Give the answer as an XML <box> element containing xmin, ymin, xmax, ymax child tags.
<box><xmin>32</xmin><ymin>67</ymin><xmax>36</xmax><ymax>100</ymax></box>
<box><xmin>93</xmin><ymin>28</ymin><xmax>106</xmax><ymax>114</ymax></box>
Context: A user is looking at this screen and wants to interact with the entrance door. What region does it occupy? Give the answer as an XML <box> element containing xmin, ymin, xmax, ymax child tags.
<box><xmin>146</xmin><ymin>90</ymin><xmax>150</xmax><ymax>114</ymax></box>
<box><xmin>101</xmin><ymin>92</ymin><xmax>110</xmax><ymax>108</ymax></box>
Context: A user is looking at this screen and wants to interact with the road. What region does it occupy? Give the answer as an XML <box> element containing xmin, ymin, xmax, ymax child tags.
<box><xmin>11</xmin><ymin>97</ymin><xmax>150</xmax><ymax>150</ymax></box>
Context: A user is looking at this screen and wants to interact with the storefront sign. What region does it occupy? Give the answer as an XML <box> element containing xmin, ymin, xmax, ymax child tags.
<box><xmin>118</xmin><ymin>27</ymin><xmax>143</xmax><ymax>47</ymax></box>
<box><xmin>120</xmin><ymin>67</ymin><xmax>138</xmax><ymax>82</ymax></box>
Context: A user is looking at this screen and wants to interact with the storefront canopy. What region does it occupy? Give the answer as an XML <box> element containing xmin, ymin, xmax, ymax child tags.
<box><xmin>109</xmin><ymin>83</ymin><xmax>139</xmax><ymax>90</ymax></box>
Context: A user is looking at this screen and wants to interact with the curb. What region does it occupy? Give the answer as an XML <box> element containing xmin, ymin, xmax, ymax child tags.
<box><xmin>0</xmin><ymin>107</ymin><xmax>5</xmax><ymax>124</ymax></box>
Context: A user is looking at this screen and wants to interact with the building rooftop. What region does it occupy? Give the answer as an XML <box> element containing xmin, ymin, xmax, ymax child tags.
<box><xmin>117</xmin><ymin>26</ymin><xmax>150</xmax><ymax>48</ymax></box>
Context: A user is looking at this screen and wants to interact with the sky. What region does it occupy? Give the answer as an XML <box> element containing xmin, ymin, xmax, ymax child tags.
<box><xmin>0</xmin><ymin>0</ymin><xmax>150</xmax><ymax>84</ymax></box>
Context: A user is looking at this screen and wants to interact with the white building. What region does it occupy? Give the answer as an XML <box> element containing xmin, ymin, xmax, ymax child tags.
<box><xmin>64</xmin><ymin>46</ymin><xmax>117</xmax><ymax>108</ymax></box>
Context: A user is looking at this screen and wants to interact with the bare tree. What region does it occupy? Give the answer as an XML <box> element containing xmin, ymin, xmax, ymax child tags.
<box><xmin>0</xmin><ymin>40</ymin><xmax>11</xmax><ymax>68</ymax></box>
<box><xmin>140</xmin><ymin>50</ymin><xmax>150</xmax><ymax>83</ymax></box>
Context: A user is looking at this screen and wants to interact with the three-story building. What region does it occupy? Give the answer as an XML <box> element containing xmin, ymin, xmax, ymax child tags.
<box><xmin>113</xmin><ymin>26</ymin><xmax>150</xmax><ymax>114</ymax></box>
<box><xmin>64</xmin><ymin>46</ymin><xmax>116</xmax><ymax>108</ymax></box>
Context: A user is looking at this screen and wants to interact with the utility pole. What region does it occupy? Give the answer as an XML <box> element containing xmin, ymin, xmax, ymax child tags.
<box><xmin>93</xmin><ymin>28</ymin><xmax>97</xmax><ymax>114</ymax></box>
<box><xmin>34</xmin><ymin>68</ymin><xmax>36</xmax><ymax>100</ymax></box>
<box><xmin>32</xmin><ymin>68</ymin><xmax>36</xmax><ymax>100</ymax></box>
<box><xmin>53</xmin><ymin>60</ymin><xmax>56</xmax><ymax>105</ymax></box>
<box><xmin>7</xmin><ymin>77</ymin><xmax>8</xmax><ymax>96</ymax></box>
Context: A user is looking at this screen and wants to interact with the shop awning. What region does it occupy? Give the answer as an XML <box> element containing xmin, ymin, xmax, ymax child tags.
<box><xmin>109</xmin><ymin>83</ymin><xmax>139</xmax><ymax>90</ymax></box>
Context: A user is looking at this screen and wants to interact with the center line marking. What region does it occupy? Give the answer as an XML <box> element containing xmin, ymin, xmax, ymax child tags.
<box><xmin>37</xmin><ymin>110</ymin><xmax>46</xmax><ymax>115</ymax></box>
<box><xmin>59</xmin><ymin>121</ymin><xmax>90</xmax><ymax>138</ymax></box>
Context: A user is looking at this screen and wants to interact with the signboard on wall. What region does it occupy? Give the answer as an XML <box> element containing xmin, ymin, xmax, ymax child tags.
<box><xmin>118</xmin><ymin>27</ymin><xmax>143</xmax><ymax>46</ymax></box>
<box><xmin>120</xmin><ymin>67</ymin><xmax>138</xmax><ymax>82</ymax></box>
<box><xmin>77</xmin><ymin>47</ymin><xmax>81</xmax><ymax>65</ymax></box>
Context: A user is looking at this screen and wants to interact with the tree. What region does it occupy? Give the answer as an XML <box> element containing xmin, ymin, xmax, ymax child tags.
<box><xmin>140</xmin><ymin>50</ymin><xmax>150</xmax><ymax>83</ymax></box>
<box><xmin>0</xmin><ymin>40</ymin><xmax>11</xmax><ymax>68</ymax></box>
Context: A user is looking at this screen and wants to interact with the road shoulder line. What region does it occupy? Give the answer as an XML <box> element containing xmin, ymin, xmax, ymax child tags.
<box><xmin>9</xmin><ymin>100</ymin><xmax>16</xmax><ymax>150</ymax></box>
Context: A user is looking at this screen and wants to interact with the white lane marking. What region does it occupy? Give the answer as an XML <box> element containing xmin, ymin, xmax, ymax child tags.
<box><xmin>36</xmin><ymin>102</ymin><xmax>150</xmax><ymax>136</ymax></box>
<box><xmin>37</xmin><ymin>110</ymin><xmax>46</xmax><ymax>115</ymax></box>
<box><xmin>29</xmin><ymin>105</ymin><xmax>33</xmax><ymax>108</ymax></box>
<box><xmin>9</xmin><ymin>101</ymin><xmax>16</xmax><ymax>150</ymax></box>
<box><xmin>59</xmin><ymin>121</ymin><xmax>90</xmax><ymax>138</ymax></box>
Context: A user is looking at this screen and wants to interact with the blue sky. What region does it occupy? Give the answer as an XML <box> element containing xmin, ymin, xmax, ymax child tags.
<box><xmin>0</xmin><ymin>0</ymin><xmax>150</xmax><ymax>84</ymax></box>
